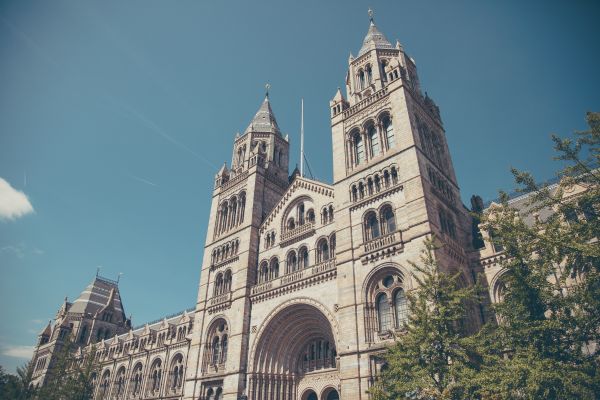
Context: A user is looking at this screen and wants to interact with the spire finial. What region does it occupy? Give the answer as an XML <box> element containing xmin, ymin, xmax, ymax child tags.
<box><xmin>265</xmin><ymin>83</ymin><xmax>271</xmax><ymax>97</ymax></box>
<box><xmin>368</xmin><ymin>8</ymin><xmax>374</xmax><ymax>23</ymax></box>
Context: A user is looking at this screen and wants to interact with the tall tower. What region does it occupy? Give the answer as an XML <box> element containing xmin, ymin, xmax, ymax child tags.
<box><xmin>329</xmin><ymin>11</ymin><xmax>477</xmax><ymax>398</ymax></box>
<box><xmin>185</xmin><ymin>93</ymin><xmax>290</xmax><ymax>399</ymax></box>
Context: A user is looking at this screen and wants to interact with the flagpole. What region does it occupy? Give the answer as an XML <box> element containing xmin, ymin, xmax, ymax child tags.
<box><xmin>300</xmin><ymin>98</ymin><xmax>304</xmax><ymax>177</ymax></box>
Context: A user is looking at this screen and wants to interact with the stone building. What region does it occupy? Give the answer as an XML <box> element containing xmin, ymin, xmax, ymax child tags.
<box><xmin>30</xmin><ymin>11</ymin><xmax>507</xmax><ymax>400</ymax></box>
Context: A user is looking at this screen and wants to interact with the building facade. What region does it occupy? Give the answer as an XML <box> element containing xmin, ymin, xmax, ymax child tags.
<box><xmin>31</xmin><ymin>13</ymin><xmax>498</xmax><ymax>400</ymax></box>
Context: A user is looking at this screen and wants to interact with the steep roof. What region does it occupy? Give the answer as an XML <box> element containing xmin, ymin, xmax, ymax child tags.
<box><xmin>245</xmin><ymin>96</ymin><xmax>281</xmax><ymax>135</ymax></box>
<box><xmin>359</xmin><ymin>18</ymin><xmax>393</xmax><ymax>56</ymax></box>
<box><xmin>69</xmin><ymin>275</ymin><xmax>125</xmax><ymax>318</ymax></box>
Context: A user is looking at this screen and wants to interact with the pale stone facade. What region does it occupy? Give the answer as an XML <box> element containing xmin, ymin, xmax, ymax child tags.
<box><xmin>30</xmin><ymin>13</ymin><xmax>502</xmax><ymax>400</ymax></box>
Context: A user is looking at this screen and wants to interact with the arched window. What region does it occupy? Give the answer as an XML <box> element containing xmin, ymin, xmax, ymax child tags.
<box><xmin>207</xmin><ymin>388</ymin><xmax>214</xmax><ymax>400</ymax></box>
<box><xmin>287</xmin><ymin>217</ymin><xmax>296</xmax><ymax>230</ymax></box>
<box><xmin>307</xmin><ymin>209</ymin><xmax>315</xmax><ymax>224</ymax></box>
<box><xmin>96</xmin><ymin>328</ymin><xmax>104</xmax><ymax>342</ymax></box>
<box><xmin>298</xmin><ymin>203</ymin><xmax>305</xmax><ymax>225</ymax></box>
<box><xmin>380</xmin><ymin>205</ymin><xmax>396</xmax><ymax>235</ymax></box>
<box><xmin>374</xmin><ymin>175</ymin><xmax>381</xmax><ymax>193</ymax></box>
<box><xmin>351</xmin><ymin>185</ymin><xmax>358</xmax><ymax>202</ymax></box>
<box><xmin>328</xmin><ymin>205</ymin><xmax>334</xmax><ymax>222</ymax></box>
<box><xmin>329</xmin><ymin>234</ymin><xmax>336</xmax><ymax>258</ymax></box>
<box><xmin>79</xmin><ymin>325</ymin><xmax>88</xmax><ymax>344</ymax></box>
<box><xmin>287</xmin><ymin>251</ymin><xmax>298</xmax><ymax>273</ymax></box>
<box><xmin>322</xmin><ymin>208</ymin><xmax>329</xmax><ymax>224</ymax></box>
<box><xmin>239</xmin><ymin>193</ymin><xmax>246</xmax><ymax>224</ymax></box>
<box><xmin>358</xmin><ymin>70</ymin><xmax>365</xmax><ymax>90</ymax></box>
<box><xmin>383</xmin><ymin>116</ymin><xmax>395</xmax><ymax>149</ymax></box>
<box><xmin>358</xmin><ymin>182</ymin><xmax>365</xmax><ymax>199</ymax></box>
<box><xmin>380</xmin><ymin>60</ymin><xmax>388</xmax><ymax>82</ymax></box>
<box><xmin>269</xmin><ymin>258</ymin><xmax>279</xmax><ymax>280</ymax></box>
<box><xmin>211</xmin><ymin>337</ymin><xmax>220</xmax><ymax>365</ymax></box>
<box><xmin>317</xmin><ymin>239</ymin><xmax>329</xmax><ymax>263</ymax></box>
<box><xmin>206</xmin><ymin>321</ymin><xmax>228</xmax><ymax>370</ymax></box>
<box><xmin>391</xmin><ymin>166</ymin><xmax>398</xmax><ymax>184</ymax></box>
<box><xmin>394</xmin><ymin>289</ymin><xmax>408</xmax><ymax>327</ymax></box>
<box><xmin>130</xmin><ymin>363</ymin><xmax>143</xmax><ymax>396</ymax></box>
<box><xmin>169</xmin><ymin>354</ymin><xmax>184</xmax><ymax>392</ymax></box>
<box><xmin>364</xmin><ymin>211</ymin><xmax>380</xmax><ymax>240</ymax></box>
<box><xmin>215</xmin><ymin>387</ymin><xmax>223</xmax><ymax>400</ymax></box>
<box><xmin>377</xmin><ymin>293</ymin><xmax>392</xmax><ymax>331</ymax></box>
<box><xmin>113</xmin><ymin>366</ymin><xmax>126</xmax><ymax>398</ymax></box>
<box><xmin>221</xmin><ymin>335</ymin><xmax>228</xmax><ymax>363</ymax></box>
<box><xmin>368</xmin><ymin>125</ymin><xmax>380</xmax><ymax>157</ymax></box>
<box><xmin>224</xmin><ymin>270</ymin><xmax>232</xmax><ymax>292</ymax></box>
<box><xmin>366</xmin><ymin>64</ymin><xmax>373</xmax><ymax>84</ymax></box>
<box><xmin>299</xmin><ymin>246</ymin><xmax>309</xmax><ymax>269</ymax></box>
<box><xmin>258</xmin><ymin>261</ymin><xmax>268</xmax><ymax>284</ymax></box>
<box><xmin>99</xmin><ymin>370</ymin><xmax>110</xmax><ymax>399</ymax></box>
<box><xmin>354</xmin><ymin>132</ymin><xmax>365</xmax><ymax>165</ymax></box>
<box><xmin>149</xmin><ymin>359</ymin><xmax>162</xmax><ymax>395</ymax></box>
<box><xmin>383</xmin><ymin>170</ymin><xmax>390</xmax><ymax>188</ymax></box>
<box><xmin>214</xmin><ymin>273</ymin><xmax>224</xmax><ymax>296</ymax></box>
<box><xmin>367</xmin><ymin>177</ymin><xmax>374</xmax><ymax>195</ymax></box>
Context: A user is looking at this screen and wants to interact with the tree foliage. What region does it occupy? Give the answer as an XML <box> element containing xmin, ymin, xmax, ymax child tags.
<box><xmin>370</xmin><ymin>238</ymin><xmax>481</xmax><ymax>400</ymax></box>
<box><xmin>373</xmin><ymin>112</ymin><xmax>600</xmax><ymax>399</ymax></box>
<box><xmin>36</xmin><ymin>339</ymin><xmax>97</xmax><ymax>400</ymax></box>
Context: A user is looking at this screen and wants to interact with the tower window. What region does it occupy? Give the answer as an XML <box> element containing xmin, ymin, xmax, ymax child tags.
<box><xmin>366</xmin><ymin>64</ymin><xmax>373</xmax><ymax>85</ymax></box>
<box><xmin>354</xmin><ymin>132</ymin><xmax>365</xmax><ymax>165</ymax></box>
<box><xmin>383</xmin><ymin>116</ymin><xmax>395</xmax><ymax>149</ymax></box>
<box><xmin>358</xmin><ymin>70</ymin><xmax>365</xmax><ymax>90</ymax></box>
<box><xmin>368</xmin><ymin>125</ymin><xmax>380</xmax><ymax>157</ymax></box>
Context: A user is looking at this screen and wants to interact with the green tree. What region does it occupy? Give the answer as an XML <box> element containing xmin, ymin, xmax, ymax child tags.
<box><xmin>0</xmin><ymin>362</ymin><xmax>36</xmax><ymax>400</ymax></box>
<box><xmin>37</xmin><ymin>339</ymin><xmax>97</xmax><ymax>400</ymax></box>
<box><xmin>370</xmin><ymin>237</ymin><xmax>481</xmax><ymax>400</ymax></box>
<box><xmin>472</xmin><ymin>112</ymin><xmax>600</xmax><ymax>399</ymax></box>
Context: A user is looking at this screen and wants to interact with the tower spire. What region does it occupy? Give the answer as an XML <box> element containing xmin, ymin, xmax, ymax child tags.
<box><xmin>300</xmin><ymin>99</ymin><xmax>304</xmax><ymax>177</ymax></box>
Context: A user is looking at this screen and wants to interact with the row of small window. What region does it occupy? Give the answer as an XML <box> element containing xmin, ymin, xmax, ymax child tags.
<box><xmin>214</xmin><ymin>192</ymin><xmax>246</xmax><ymax>237</ymax></box>
<box><xmin>356</xmin><ymin>60</ymin><xmax>390</xmax><ymax>91</ymax></box>
<box><xmin>300</xmin><ymin>339</ymin><xmax>337</xmax><ymax>373</ymax></box>
<box><xmin>257</xmin><ymin>235</ymin><xmax>336</xmax><ymax>284</ymax></box>
<box><xmin>363</xmin><ymin>205</ymin><xmax>397</xmax><ymax>241</ymax></box>
<box><xmin>438</xmin><ymin>209</ymin><xmax>457</xmax><ymax>240</ymax></box>
<box><xmin>94</xmin><ymin>355</ymin><xmax>185</xmax><ymax>399</ymax></box>
<box><xmin>210</xmin><ymin>239</ymin><xmax>240</xmax><ymax>265</ymax></box>
<box><xmin>427</xmin><ymin>166</ymin><xmax>456</xmax><ymax>205</ymax></box>
<box><xmin>416</xmin><ymin>116</ymin><xmax>448</xmax><ymax>170</ymax></box>
<box><xmin>351</xmin><ymin>166</ymin><xmax>399</xmax><ymax>202</ymax></box>
<box><xmin>213</xmin><ymin>270</ymin><xmax>232</xmax><ymax>296</ymax></box>
<box><xmin>348</xmin><ymin>115</ymin><xmax>395</xmax><ymax>167</ymax></box>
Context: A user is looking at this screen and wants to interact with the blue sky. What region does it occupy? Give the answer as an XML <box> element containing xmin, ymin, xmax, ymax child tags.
<box><xmin>1</xmin><ymin>0</ymin><xmax>599</xmax><ymax>372</ymax></box>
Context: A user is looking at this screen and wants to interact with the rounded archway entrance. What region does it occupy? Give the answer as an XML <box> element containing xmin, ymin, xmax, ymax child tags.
<box><xmin>248</xmin><ymin>301</ymin><xmax>340</xmax><ymax>399</ymax></box>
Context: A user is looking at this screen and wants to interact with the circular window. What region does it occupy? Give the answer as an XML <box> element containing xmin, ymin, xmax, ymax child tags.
<box><xmin>383</xmin><ymin>276</ymin><xmax>394</xmax><ymax>288</ymax></box>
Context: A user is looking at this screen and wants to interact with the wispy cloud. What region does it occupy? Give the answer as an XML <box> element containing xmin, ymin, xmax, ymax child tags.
<box><xmin>1</xmin><ymin>344</ymin><xmax>35</xmax><ymax>359</ymax></box>
<box><xmin>0</xmin><ymin>178</ymin><xmax>34</xmax><ymax>221</ymax></box>
<box><xmin>0</xmin><ymin>244</ymin><xmax>26</xmax><ymax>259</ymax></box>
<box><xmin>127</xmin><ymin>173</ymin><xmax>158</xmax><ymax>187</ymax></box>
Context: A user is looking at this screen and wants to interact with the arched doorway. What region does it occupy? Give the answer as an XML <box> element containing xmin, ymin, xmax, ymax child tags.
<box><xmin>249</xmin><ymin>301</ymin><xmax>339</xmax><ymax>399</ymax></box>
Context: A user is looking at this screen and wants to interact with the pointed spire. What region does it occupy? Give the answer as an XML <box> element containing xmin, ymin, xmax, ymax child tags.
<box><xmin>40</xmin><ymin>320</ymin><xmax>52</xmax><ymax>337</ymax></box>
<box><xmin>244</xmin><ymin>92</ymin><xmax>281</xmax><ymax>135</ymax></box>
<box><xmin>358</xmin><ymin>8</ymin><xmax>393</xmax><ymax>56</ymax></box>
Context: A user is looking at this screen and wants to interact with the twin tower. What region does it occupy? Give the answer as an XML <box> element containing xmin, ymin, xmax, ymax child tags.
<box><xmin>31</xmin><ymin>12</ymin><xmax>481</xmax><ymax>400</ymax></box>
<box><xmin>184</xmin><ymin>12</ymin><xmax>477</xmax><ymax>400</ymax></box>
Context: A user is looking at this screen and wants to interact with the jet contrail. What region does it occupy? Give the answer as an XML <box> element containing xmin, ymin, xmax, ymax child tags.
<box><xmin>127</xmin><ymin>173</ymin><xmax>158</xmax><ymax>187</ymax></box>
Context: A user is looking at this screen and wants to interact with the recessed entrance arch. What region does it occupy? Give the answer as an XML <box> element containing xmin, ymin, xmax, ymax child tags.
<box><xmin>248</xmin><ymin>299</ymin><xmax>340</xmax><ymax>399</ymax></box>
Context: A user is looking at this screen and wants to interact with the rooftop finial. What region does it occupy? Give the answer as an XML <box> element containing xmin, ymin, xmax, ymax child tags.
<box><xmin>368</xmin><ymin>8</ymin><xmax>374</xmax><ymax>23</ymax></box>
<box><xmin>265</xmin><ymin>83</ymin><xmax>271</xmax><ymax>97</ymax></box>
